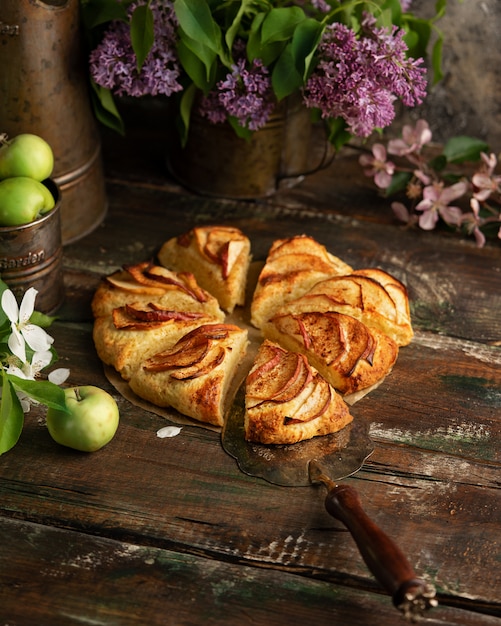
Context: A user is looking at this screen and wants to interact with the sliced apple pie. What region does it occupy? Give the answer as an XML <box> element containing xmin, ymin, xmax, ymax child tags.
<box><xmin>250</xmin><ymin>234</ymin><xmax>353</xmax><ymax>328</ymax></box>
<box><xmin>263</xmin><ymin>311</ymin><xmax>399</xmax><ymax>396</ymax></box>
<box><xmin>93</xmin><ymin>303</ymin><xmax>221</xmax><ymax>381</ymax></box>
<box><xmin>273</xmin><ymin>269</ymin><xmax>413</xmax><ymax>347</ymax></box>
<box><xmin>128</xmin><ymin>323</ymin><xmax>249</xmax><ymax>427</ymax></box>
<box><xmin>244</xmin><ymin>340</ymin><xmax>353</xmax><ymax>444</ymax></box>
<box><xmin>157</xmin><ymin>225</ymin><xmax>251</xmax><ymax>313</ymax></box>
<box><xmin>91</xmin><ymin>261</ymin><xmax>224</xmax><ymax>320</ymax></box>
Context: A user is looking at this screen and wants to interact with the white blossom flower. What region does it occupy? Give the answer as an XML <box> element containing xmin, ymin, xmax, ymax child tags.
<box><xmin>2</xmin><ymin>288</ymin><xmax>54</xmax><ymax>364</ymax></box>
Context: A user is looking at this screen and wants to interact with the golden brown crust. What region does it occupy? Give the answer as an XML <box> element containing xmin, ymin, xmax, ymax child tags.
<box><xmin>250</xmin><ymin>235</ymin><xmax>353</xmax><ymax>328</ymax></box>
<box><xmin>91</xmin><ymin>230</ymin><xmax>411</xmax><ymax>438</ymax></box>
<box><xmin>244</xmin><ymin>340</ymin><xmax>353</xmax><ymax>444</ymax></box>
<box><xmin>274</xmin><ymin>270</ymin><xmax>413</xmax><ymax>347</ymax></box>
<box><xmin>263</xmin><ymin>311</ymin><xmax>398</xmax><ymax>396</ymax></box>
<box><xmin>128</xmin><ymin>324</ymin><xmax>249</xmax><ymax>427</ymax></box>
<box><xmin>157</xmin><ymin>225</ymin><xmax>251</xmax><ymax>313</ymax></box>
<box><xmin>93</xmin><ymin>305</ymin><xmax>220</xmax><ymax>381</ymax></box>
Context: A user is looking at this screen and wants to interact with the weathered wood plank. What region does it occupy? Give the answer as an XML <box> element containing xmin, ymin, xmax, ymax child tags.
<box><xmin>1</xmin><ymin>372</ymin><xmax>499</xmax><ymax>611</ymax></box>
<box><xmin>1</xmin><ymin>516</ymin><xmax>499</xmax><ymax>626</ymax></box>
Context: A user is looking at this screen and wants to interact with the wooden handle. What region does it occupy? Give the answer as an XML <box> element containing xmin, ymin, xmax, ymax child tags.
<box><xmin>324</xmin><ymin>484</ymin><xmax>437</xmax><ymax>621</ymax></box>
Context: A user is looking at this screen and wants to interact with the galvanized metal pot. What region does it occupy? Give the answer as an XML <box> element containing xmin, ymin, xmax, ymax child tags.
<box><xmin>0</xmin><ymin>180</ymin><xmax>64</xmax><ymax>315</ymax></box>
<box><xmin>0</xmin><ymin>0</ymin><xmax>107</xmax><ymax>244</ymax></box>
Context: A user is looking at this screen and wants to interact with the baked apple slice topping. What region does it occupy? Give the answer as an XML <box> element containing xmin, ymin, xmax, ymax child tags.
<box><xmin>283</xmin><ymin>379</ymin><xmax>333</xmax><ymax>425</ymax></box>
<box><xmin>112</xmin><ymin>303</ymin><xmax>206</xmax><ymax>330</ymax></box>
<box><xmin>142</xmin><ymin>324</ymin><xmax>239</xmax><ymax>380</ymax></box>
<box><xmin>106</xmin><ymin>262</ymin><xmax>208</xmax><ymax>302</ymax></box>
<box><xmin>246</xmin><ymin>345</ymin><xmax>313</xmax><ymax>408</ymax></box>
<box><xmin>193</xmin><ymin>226</ymin><xmax>248</xmax><ymax>279</ymax></box>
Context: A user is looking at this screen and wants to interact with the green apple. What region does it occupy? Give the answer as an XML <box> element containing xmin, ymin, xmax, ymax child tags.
<box><xmin>0</xmin><ymin>133</ymin><xmax>54</xmax><ymax>181</ymax></box>
<box><xmin>46</xmin><ymin>386</ymin><xmax>120</xmax><ymax>452</ymax></box>
<box><xmin>0</xmin><ymin>177</ymin><xmax>55</xmax><ymax>226</ymax></box>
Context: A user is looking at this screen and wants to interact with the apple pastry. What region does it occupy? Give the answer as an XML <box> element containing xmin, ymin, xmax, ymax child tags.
<box><xmin>263</xmin><ymin>311</ymin><xmax>399</xmax><ymax>396</ymax></box>
<box><xmin>91</xmin><ymin>227</ymin><xmax>412</xmax><ymax>441</ymax></box>
<box><xmin>250</xmin><ymin>234</ymin><xmax>353</xmax><ymax>328</ymax></box>
<box><xmin>244</xmin><ymin>340</ymin><xmax>353</xmax><ymax>444</ymax></box>
<box><xmin>273</xmin><ymin>269</ymin><xmax>413</xmax><ymax>347</ymax></box>
<box><xmin>157</xmin><ymin>225</ymin><xmax>251</xmax><ymax>313</ymax></box>
<box><xmin>93</xmin><ymin>303</ymin><xmax>222</xmax><ymax>381</ymax></box>
<box><xmin>128</xmin><ymin>323</ymin><xmax>249</xmax><ymax>427</ymax></box>
<box><xmin>91</xmin><ymin>261</ymin><xmax>224</xmax><ymax>320</ymax></box>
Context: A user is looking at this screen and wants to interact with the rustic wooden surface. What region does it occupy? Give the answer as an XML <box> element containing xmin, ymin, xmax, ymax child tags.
<box><xmin>1</xmin><ymin>109</ymin><xmax>500</xmax><ymax>625</ymax></box>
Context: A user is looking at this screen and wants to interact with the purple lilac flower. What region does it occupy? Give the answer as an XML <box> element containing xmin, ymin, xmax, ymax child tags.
<box><xmin>303</xmin><ymin>14</ymin><xmax>427</xmax><ymax>137</ymax></box>
<box><xmin>400</xmin><ymin>0</ymin><xmax>413</xmax><ymax>11</ymax></box>
<box><xmin>89</xmin><ymin>0</ymin><xmax>182</xmax><ymax>98</ymax></box>
<box><xmin>199</xmin><ymin>57</ymin><xmax>275</xmax><ymax>131</ymax></box>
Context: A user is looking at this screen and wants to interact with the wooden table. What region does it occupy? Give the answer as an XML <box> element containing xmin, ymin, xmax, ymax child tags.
<box><xmin>1</xmin><ymin>112</ymin><xmax>500</xmax><ymax>625</ymax></box>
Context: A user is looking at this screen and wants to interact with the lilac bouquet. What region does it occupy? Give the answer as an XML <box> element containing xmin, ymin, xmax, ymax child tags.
<box><xmin>82</xmin><ymin>0</ymin><xmax>448</xmax><ymax>147</ymax></box>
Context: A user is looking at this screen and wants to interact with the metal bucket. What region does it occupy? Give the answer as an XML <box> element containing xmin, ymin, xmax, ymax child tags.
<box><xmin>0</xmin><ymin>180</ymin><xmax>65</xmax><ymax>315</ymax></box>
<box><xmin>0</xmin><ymin>0</ymin><xmax>107</xmax><ymax>244</ymax></box>
<box><xmin>167</xmin><ymin>97</ymin><xmax>317</xmax><ymax>199</ymax></box>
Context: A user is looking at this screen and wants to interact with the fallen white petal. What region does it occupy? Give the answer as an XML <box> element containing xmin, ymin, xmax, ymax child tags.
<box><xmin>156</xmin><ymin>426</ymin><xmax>182</xmax><ymax>439</ymax></box>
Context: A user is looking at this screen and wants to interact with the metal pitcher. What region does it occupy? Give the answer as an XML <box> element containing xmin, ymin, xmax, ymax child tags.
<box><xmin>0</xmin><ymin>0</ymin><xmax>107</xmax><ymax>244</ymax></box>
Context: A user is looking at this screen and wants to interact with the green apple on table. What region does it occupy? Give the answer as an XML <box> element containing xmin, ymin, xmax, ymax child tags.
<box><xmin>46</xmin><ymin>386</ymin><xmax>120</xmax><ymax>452</ymax></box>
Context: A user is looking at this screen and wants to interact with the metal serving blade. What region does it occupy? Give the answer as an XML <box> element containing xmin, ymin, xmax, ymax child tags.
<box><xmin>221</xmin><ymin>384</ymin><xmax>374</xmax><ymax>487</ymax></box>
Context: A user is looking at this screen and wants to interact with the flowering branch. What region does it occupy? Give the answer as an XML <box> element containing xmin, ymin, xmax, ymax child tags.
<box><xmin>0</xmin><ymin>282</ymin><xmax>70</xmax><ymax>455</ymax></box>
<box><xmin>359</xmin><ymin>119</ymin><xmax>501</xmax><ymax>247</ymax></box>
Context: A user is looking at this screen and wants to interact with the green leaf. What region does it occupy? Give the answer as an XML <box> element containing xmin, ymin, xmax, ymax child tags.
<box><xmin>428</xmin><ymin>154</ymin><xmax>448</xmax><ymax>172</ymax></box>
<box><xmin>228</xmin><ymin>116</ymin><xmax>253</xmax><ymax>141</ymax></box>
<box><xmin>384</xmin><ymin>171</ymin><xmax>412</xmax><ymax>196</ymax></box>
<box><xmin>30</xmin><ymin>310</ymin><xmax>56</xmax><ymax>329</ymax></box>
<box><xmin>178</xmin><ymin>83</ymin><xmax>198</xmax><ymax>147</ymax></box>
<box><xmin>130</xmin><ymin>4</ymin><xmax>155</xmax><ymax>72</ymax></box>
<box><xmin>224</xmin><ymin>0</ymin><xmax>254</xmax><ymax>57</ymax></box>
<box><xmin>79</xmin><ymin>0</ymin><xmax>131</xmax><ymax>30</ymax></box>
<box><xmin>174</xmin><ymin>0</ymin><xmax>223</xmax><ymax>56</ymax></box>
<box><xmin>290</xmin><ymin>18</ymin><xmax>324</xmax><ymax>80</ymax></box>
<box><xmin>431</xmin><ymin>34</ymin><xmax>444</xmax><ymax>84</ymax></box>
<box><xmin>261</xmin><ymin>7</ymin><xmax>305</xmax><ymax>44</ymax></box>
<box><xmin>248</xmin><ymin>14</ymin><xmax>285</xmax><ymax>66</ymax></box>
<box><xmin>272</xmin><ymin>45</ymin><xmax>303</xmax><ymax>101</ymax></box>
<box><xmin>325</xmin><ymin>117</ymin><xmax>351</xmax><ymax>152</ymax></box>
<box><xmin>0</xmin><ymin>280</ymin><xmax>8</xmax><ymax>326</ymax></box>
<box><xmin>443</xmin><ymin>136</ymin><xmax>490</xmax><ymax>164</ymax></box>
<box><xmin>0</xmin><ymin>373</ymin><xmax>24</xmax><ymax>455</ymax></box>
<box><xmin>402</xmin><ymin>18</ymin><xmax>431</xmax><ymax>60</ymax></box>
<box><xmin>9</xmin><ymin>375</ymin><xmax>68</xmax><ymax>411</ymax></box>
<box><xmin>177</xmin><ymin>32</ymin><xmax>217</xmax><ymax>89</ymax></box>
<box><xmin>90</xmin><ymin>81</ymin><xmax>125</xmax><ymax>135</ymax></box>
<box><xmin>434</xmin><ymin>0</ymin><xmax>448</xmax><ymax>21</ymax></box>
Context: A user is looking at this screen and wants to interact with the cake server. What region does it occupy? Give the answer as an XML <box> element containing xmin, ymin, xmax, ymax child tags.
<box><xmin>222</xmin><ymin>384</ymin><xmax>437</xmax><ymax>622</ymax></box>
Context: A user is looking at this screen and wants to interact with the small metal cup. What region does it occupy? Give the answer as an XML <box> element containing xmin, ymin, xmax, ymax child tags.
<box><xmin>0</xmin><ymin>179</ymin><xmax>65</xmax><ymax>314</ymax></box>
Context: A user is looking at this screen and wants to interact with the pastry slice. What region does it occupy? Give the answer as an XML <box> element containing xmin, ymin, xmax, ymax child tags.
<box><xmin>128</xmin><ymin>323</ymin><xmax>249</xmax><ymax>427</ymax></box>
<box><xmin>93</xmin><ymin>302</ymin><xmax>220</xmax><ymax>380</ymax></box>
<box><xmin>244</xmin><ymin>340</ymin><xmax>353</xmax><ymax>445</ymax></box>
<box><xmin>263</xmin><ymin>311</ymin><xmax>398</xmax><ymax>396</ymax></box>
<box><xmin>92</xmin><ymin>261</ymin><xmax>224</xmax><ymax>320</ymax></box>
<box><xmin>251</xmin><ymin>234</ymin><xmax>352</xmax><ymax>328</ymax></box>
<box><xmin>157</xmin><ymin>225</ymin><xmax>251</xmax><ymax>313</ymax></box>
<box><xmin>274</xmin><ymin>271</ymin><xmax>413</xmax><ymax>346</ymax></box>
